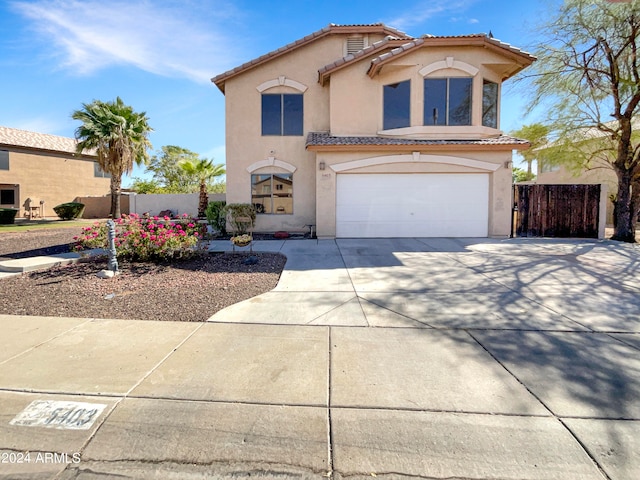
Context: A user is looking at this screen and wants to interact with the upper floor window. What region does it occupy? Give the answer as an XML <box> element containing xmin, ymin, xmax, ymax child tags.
<box><xmin>94</xmin><ymin>162</ymin><xmax>110</xmax><ymax>178</ymax></box>
<box><xmin>383</xmin><ymin>80</ymin><xmax>411</xmax><ymax>130</ymax></box>
<box><xmin>261</xmin><ymin>94</ymin><xmax>303</xmax><ymax>136</ymax></box>
<box><xmin>482</xmin><ymin>80</ymin><xmax>498</xmax><ymax>128</ymax></box>
<box><xmin>0</xmin><ymin>150</ymin><xmax>9</xmax><ymax>170</ymax></box>
<box><xmin>424</xmin><ymin>78</ymin><xmax>472</xmax><ymax>126</ymax></box>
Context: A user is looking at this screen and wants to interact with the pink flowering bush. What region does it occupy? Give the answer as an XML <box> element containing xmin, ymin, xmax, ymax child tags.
<box><xmin>73</xmin><ymin>213</ymin><xmax>205</xmax><ymax>261</ymax></box>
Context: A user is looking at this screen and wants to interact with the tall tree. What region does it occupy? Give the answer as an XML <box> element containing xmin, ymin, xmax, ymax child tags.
<box><xmin>525</xmin><ymin>0</ymin><xmax>640</xmax><ymax>242</ymax></box>
<box><xmin>72</xmin><ymin>97</ymin><xmax>152</xmax><ymax>219</ymax></box>
<box><xmin>179</xmin><ymin>158</ymin><xmax>225</xmax><ymax>217</ymax></box>
<box><xmin>146</xmin><ymin>146</ymin><xmax>201</xmax><ymax>193</ymax></box>
<box><xmin>511</xmin><ymin>123</ymin><xmax>550</xmax><ymax>180</ymax></box>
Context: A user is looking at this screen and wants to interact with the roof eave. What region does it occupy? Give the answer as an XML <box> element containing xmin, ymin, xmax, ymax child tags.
<box><xmin>306</xmin><ymin>142</ymin><xmax>530</xmax><ymax>152</ymax></box>
<box><xmin>367</xmin><ymin>36</ymin><xmax>536</xmax><ymax>79</ymax></box>
<box><xmin>318</xmin><ymin>38</ymin><xmax>411</xmax><ymax>86</ymax></box>
<box><xmin>212</xmin><ymin>23</ymin><xmax>410</xmax><ymax>92</ymax></box>
<box><xmin>0</xmin><ymin>143</ymin><xmax>96</xmax><ymax>158</ymax></box>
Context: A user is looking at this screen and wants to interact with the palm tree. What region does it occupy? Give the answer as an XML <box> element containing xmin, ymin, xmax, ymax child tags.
<box><xmin>72</xmin><ymin>97</ymin><xmax>152</xmax><ymax>219</ymax></box>
<box><xmin>179</xmin><ymin>158</ymin><xmax>225</xmax><ymax>217</ymax></box>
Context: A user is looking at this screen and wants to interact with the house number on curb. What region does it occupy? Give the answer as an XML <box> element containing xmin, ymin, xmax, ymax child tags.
<box><xmin>10</xmin><ymin>400</ymin><xmax>107</xmax><ymax>430</ymax></box>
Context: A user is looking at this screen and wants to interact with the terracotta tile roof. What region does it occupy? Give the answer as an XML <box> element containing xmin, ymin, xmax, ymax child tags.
<box><xmin>0</xmin><ymin>126</ymin><xmax>94</xmax><ymax>156</ymax></box>
<box><xmin>318</xmin><ymin>36</ymin><xmax>410</xmax><ymax>85</ymax></box>
<box><xmin>367</xmin><ymin>34</ymin><xmax>535</xmax><ymax>78</ymax></box>
<box><xmin>316</xmin><ymin>32</ymin><xmax>535</xmax><ymax>84</ymax></box>
<box><xmin>306</xmin><ymin>131</ymin><xmax>530</xmax><ymax>149</ymax></box>
<box><xmin>211</xmin><ymin>23</ymin><xmax>411</xmax><ymax>92</ymax></box>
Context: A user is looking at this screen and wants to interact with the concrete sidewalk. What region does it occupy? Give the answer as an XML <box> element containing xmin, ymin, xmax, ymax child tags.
<box><xmin>1</xmin><ymin>238</ymin><xmax>640</xmax><ymax>479</ymax></box>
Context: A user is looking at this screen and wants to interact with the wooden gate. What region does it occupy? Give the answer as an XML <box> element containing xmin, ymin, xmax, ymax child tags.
<box><xmin>513</xmin><ymin>184</ymin><xmax>601</xmax><ymax>238</ymax></box>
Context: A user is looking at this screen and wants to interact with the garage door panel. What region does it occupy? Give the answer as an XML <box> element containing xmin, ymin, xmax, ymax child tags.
<box><xmin>336</xmin><ymin>174</ymin><xmax>489</xmax><ymax>238</ymax></box>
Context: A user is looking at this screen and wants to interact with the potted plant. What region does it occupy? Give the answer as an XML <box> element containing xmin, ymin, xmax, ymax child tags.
<box><xmin>224</xmin><ymin>204</ymin><xmax>256</xmax><ymax>249</ymax></box>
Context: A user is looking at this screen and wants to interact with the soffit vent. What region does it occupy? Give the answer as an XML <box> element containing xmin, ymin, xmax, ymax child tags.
<box><xmin>346</xmin><ymin>36</ymin><xmax>367</xmax><ymax>55</ymax></box>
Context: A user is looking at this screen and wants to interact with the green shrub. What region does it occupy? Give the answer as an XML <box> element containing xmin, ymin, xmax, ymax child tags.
<box><xmin>73</xmin><ymin>213</ymin><xmax>205</xmax><ymax>261</ymax></box>
<box><xmin>53</xmin><ymin>202</ymin><xmax>85</xmax><ymax>220</ymax></box>
<box><xmin>0</xmin><ymin>208</ymin><xmax>19</xmax><ymax>225</ymax></box>
<box><xmin>205</xmin><ymin>200</ymin><xmax>227</xmax><ymax>235</ymax></box>
<box><xmin>224</xmin><ymin>203</ymin><xmax>256</xmax><ymax>234</ymax></box>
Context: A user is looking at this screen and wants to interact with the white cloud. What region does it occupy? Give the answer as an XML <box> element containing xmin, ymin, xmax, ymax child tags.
<box><xmin>386</xmin><ymin>0</ymin><xmax>479</xmax><ymax>32</ymax></box>
<box><xmin>10</xmin><ymin>0</ymin><xmax>243</xmax><ymax>84</ymax></box>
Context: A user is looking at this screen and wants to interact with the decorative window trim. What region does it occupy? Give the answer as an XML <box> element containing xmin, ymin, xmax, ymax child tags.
<box><xmin>257</xmin><ymin>76</ymin><xmax>308</xmax><ymax>93</ymax></box>
<box><xmin>246</xmin><ymin>157</ymin><xmax>297</xmax><ymax>173</ymax></box>
<box><xmin>419</xmin><ymin>57</ymin><xmax>479</xmax><ymax>77</ymax></box>
<box><xmin>330</xmin><ymin>153</ymin><xmax>500</xmax><ymax>172</ymax></box>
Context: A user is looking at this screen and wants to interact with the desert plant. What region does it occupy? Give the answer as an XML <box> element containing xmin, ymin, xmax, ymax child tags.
<box><xmin>178</xmin><ymin>158</ymin><xmax>225</xmax><ymax>217</ymax></box>
<box><xmin>205</xmin><ymin>200</ymin><xmax>227</xmax><ymax>235</ymax></box>
<box><xmin>73</xmin><ymin>213</ymin><xmax>205</xmax><ymax>261</ymax></box>
<box><xmin>0</xmin><ymin>208</ymin><xmax>19</xmax><ymax>225</ymax></box>
<box><xmin>53</xmin><ymin>202</ymin><xmax>85</xmax><ymax>220</ymax></box>
<box><xmin>223</xmin><ymin>203</ymin><xmax>255</xmax><ymax>234</ymax></box>
<box><xmin>72</xmin><ymin>97</ymin><xmax>152</xmax><ymax>219</ymax></box>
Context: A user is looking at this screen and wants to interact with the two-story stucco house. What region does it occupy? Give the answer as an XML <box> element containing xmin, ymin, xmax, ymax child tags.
<box><xmin>0</xmin><ymin>126</ymin><xmax>109</xmax><ymax>218</ymax></box>
<box><xmin>212</xmin><ymin>23</ymin><xmax>535</xmax><ymax>238</ymax></box>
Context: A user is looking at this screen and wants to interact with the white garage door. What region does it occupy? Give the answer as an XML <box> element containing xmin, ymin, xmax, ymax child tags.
<box><xmin>336</xmin><ymin>173</ymin><xmax>489</xmax><ymax>237</ymax></box>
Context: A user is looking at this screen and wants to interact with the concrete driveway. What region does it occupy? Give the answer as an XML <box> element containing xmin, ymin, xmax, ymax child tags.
<box><xmin>1</xmin><ymin>237</ymin><xmax>639</xmax><ymax>479</ymax></box>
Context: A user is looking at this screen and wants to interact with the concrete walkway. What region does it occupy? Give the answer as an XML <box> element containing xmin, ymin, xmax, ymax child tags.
<box><xmin>1</xmin><ymin>238</ymin><xmax>639</xmax><ymax>479</ymax></box>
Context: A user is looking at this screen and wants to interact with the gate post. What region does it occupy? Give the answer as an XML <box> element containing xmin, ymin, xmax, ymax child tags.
<box><xmin>598</xmin><ymin>184</ymin><xmax>607</xmax><ymax>240</ymax></box>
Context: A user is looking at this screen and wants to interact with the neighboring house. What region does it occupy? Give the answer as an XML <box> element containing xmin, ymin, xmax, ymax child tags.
<box><xmin>212</xmin><ymin>23</ymin><xmax>535</xmax><ymax>238</ymax></box>
<box><xmin>534</xmin><ymin>119</ymin><xmax>638</xmax><ymax>225</ymax></box>
<box><xmin>0</xmin><ymin>126</ymin><xmax>110</xmax><ymax>218</ymax></box>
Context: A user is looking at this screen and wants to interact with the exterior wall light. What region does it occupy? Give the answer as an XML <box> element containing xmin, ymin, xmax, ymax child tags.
<box><xmin>319</xmin><ymin>161</ymin><xmax>326</xmax><ymax>171</ymax></box>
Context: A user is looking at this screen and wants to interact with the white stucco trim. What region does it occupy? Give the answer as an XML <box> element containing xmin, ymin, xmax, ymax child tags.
<box><xmin>256</xmin><ymin>76</ymin><xmax>308</xmax><ymax>93</ymax></box>
<box><xmin>246</xmin><ymin>157</ymin><xmax>297</xmax><ymax>173</ymax></box>
<box><xmin>330</xmin><ymin>153</ymin><xmax>501</xmax><ymax>172</ymax></box>
<box><xmin>418</xmin><ymin>57</ymin><xmax>479</xmax><ymax>77</ymax></box>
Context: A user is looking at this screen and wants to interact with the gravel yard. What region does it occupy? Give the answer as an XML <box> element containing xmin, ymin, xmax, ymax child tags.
<box><xmin>0</xmin><ymin>225</ymin><xmax>286</xmax><ymax>322</ymax></box>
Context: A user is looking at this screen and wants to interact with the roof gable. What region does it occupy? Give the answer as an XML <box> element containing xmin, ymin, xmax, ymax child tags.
<box><xmin>319</xmin><ymin>34</ymin><xmax>535</xmax><ymax>83</ymax></box>
<box><xmin>211</xmin><ymin>23</ymin><xmax>410</xmax><ymax>92</ymax></box>
<box><xmin>367</xmin><ymin>34</ymin><xmax>535</xmax><ymax>79</ymax></box>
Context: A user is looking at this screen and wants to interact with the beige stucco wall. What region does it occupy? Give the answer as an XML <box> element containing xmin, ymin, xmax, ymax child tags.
<box><xmin>223</xmin><ymin>33</ymin><xmax>388</xmax><ymax>233</ymax></box>
<box><xmin>73</xmin><ymin>195</ymin><xmax>130</xmax><ymax>218</ymax></box>
<box><xmin>0</xmin><ymin>149</ymin><xmax>110</xmax><ymax>217</ymax></box>
<box><xmin>221</xmin><ymin>32</ymin><xmax>524</xmax><ymax>236</ymax></box>
<box><xmin>314</xmin><ymin>150</ymin><xmax>513</xmax><ymax>238</ymax></box>
<box><xmin>329</xmin><ymin>46</ymin><xmax>507</xmax><ymax>137</ymax></box>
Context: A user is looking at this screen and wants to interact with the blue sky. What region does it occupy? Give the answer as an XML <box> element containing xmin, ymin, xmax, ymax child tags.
<box><xmin>0</xmin><ymin>0</ymin><xmax>554</xmax><ymax>185</ymax></box>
